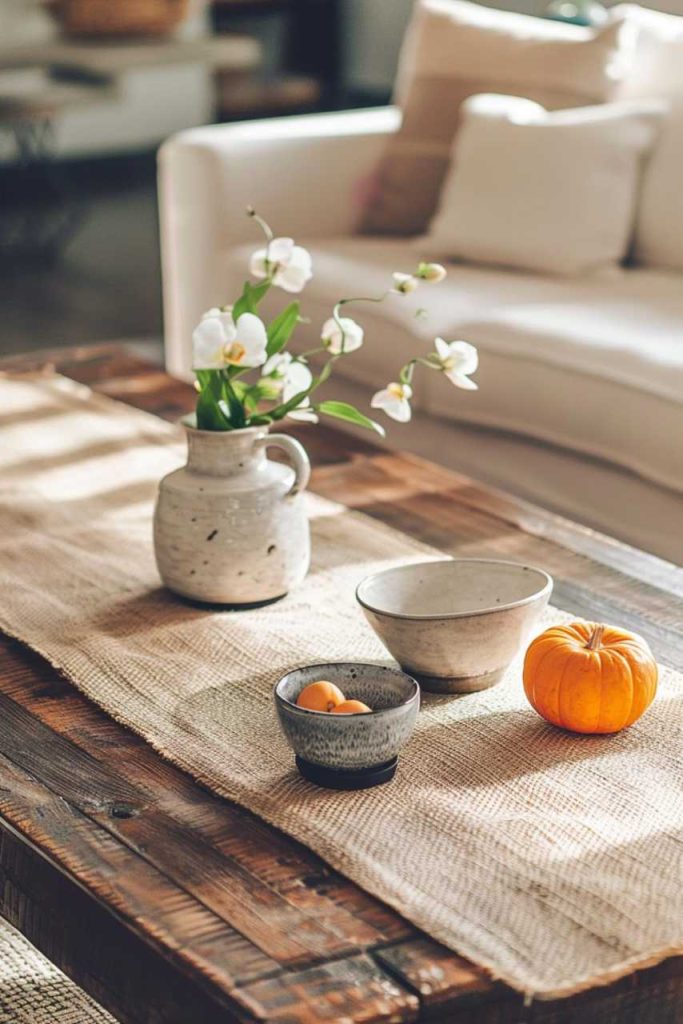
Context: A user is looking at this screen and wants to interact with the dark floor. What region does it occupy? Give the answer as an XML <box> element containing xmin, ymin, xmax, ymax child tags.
<box><xmin>0</xmin><ymin>154</ymin><xmax>162</xmax><ymax>357</ymax></box>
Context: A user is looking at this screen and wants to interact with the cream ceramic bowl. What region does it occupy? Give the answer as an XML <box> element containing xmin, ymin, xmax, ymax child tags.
<box><xmin>356</xmin><ymin>559</ymin><xmax>553</xmax><ymax>693</ymax></box>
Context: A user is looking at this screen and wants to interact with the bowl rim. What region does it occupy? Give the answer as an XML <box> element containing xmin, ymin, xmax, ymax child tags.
<box><xmin>355</xmin><ymin>558</ymin><xmax>553</xmax><ymax>621</ymax></box>
<box><xmin>274</xmin><ymin>662</ymin><xmax>420</xmax><ymax>717</ymax></box>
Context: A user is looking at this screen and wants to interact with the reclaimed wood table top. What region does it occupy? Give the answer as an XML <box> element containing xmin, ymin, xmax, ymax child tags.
<box><xmin>0</xmin><ymin>343</ymin><xmax>681</xmax><ymax>1024</ymax></box>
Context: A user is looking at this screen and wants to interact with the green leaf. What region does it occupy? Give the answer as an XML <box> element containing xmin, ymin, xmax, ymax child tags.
<box><xmin>195</xmin><ymin>369</ymin><xmax>218</xmax><ymax>392</ymax></box>
<box><xmin>266</xmin><ymin>353</ymin><xmax>337</xmax><ymax>422</ymax></box>
<box><xmin>196</xmin><ymin>372</ymin><xmax>232</xmax><ymax>430</ymax></box>
<box><xmin>266</xmin><ymin>301</ymin><xmax>300</xmax><ymax>357</ymax></box>
<box><xmin>317</xmin><ymin>401</ymin><xmax>386</xmax><ymax>437</ymax></box>
<box><xmin>232</xmin><ymin>279</ymin><xmax>271</xmax><ymax>319</ymax></box>
<box><xmin>195</xmin><ymin>369</ymin><xmax>245</xmax><ymax>430</ymax></box>
<box><xmin>222</xmin><ymin>376</ymin><xmax>247</xmax><ymax>428</ymax></box>
<box><xmin>241</xmin><ymin>380</ymin><xmax>280</xmax><ymax>412</ymax></box>
<box><xmin>230</xmin><ymin>380</ymin><xmax>248</xmax><ymax>402</ymax></box>
<box><xmin>242</xmin><ymin>390</ymin><xmax>260</xmax><ymax>413</ymax></box>
<box><xmin>196</xmin><ymin>395</ymin><xmax>232</xmax><ymax>431</ymax></box>
<box><xmin>268</xmin><ymin>386</ymin><xmax>313</xmax><ymax>421</ymax></box>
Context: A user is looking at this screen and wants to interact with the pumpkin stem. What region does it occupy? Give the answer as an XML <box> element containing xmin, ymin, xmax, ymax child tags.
<box><xmin>587</xmin><ymin>624</ymin><xmax>605</xmax><ymax>651</ymax></box>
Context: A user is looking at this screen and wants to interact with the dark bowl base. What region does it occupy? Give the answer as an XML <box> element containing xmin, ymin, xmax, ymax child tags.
<box><xmin>410</xmin><ymin>666</ymin><xmax>506</xmax><ymax>694</ymax></box>
<box><xmin>295</xmin><ymin>755</ymin><xmax>398</xmax><ymax>790</ymax></box>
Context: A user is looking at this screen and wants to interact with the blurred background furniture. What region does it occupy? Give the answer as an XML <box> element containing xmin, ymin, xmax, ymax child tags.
<box><xmin>212</xmin><ymin>0</ymin><xmax>343</xmax><ymax>117</ymax></box>
<box><xmin>0</xmin><ymin>0</ymin><xmax>261</xmax><ymax>350</ymax></box>
<box><xmin>0</xmin><ymin>68</ymin><xmax>109</xmax><ymax>258</ymax></box>
<box><xmin>0</xmin><ymin>35</ymin><xmax>261</xmax><ymax>160</ymax></box>
<box><xmin>47</xmin><ymin>0</ymin><xmax>191</xmax><ymax>37</ymax></box>
<box><xmin>0</xmin><ymin>0</ymin><xmax>369</xmax><ymax>354</ymax></box>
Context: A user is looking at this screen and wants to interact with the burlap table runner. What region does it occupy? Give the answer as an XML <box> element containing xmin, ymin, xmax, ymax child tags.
<box><xmin>0</xmin><ymin>375</ymin><xmax>681</xmax><ymax>999</ymax></box>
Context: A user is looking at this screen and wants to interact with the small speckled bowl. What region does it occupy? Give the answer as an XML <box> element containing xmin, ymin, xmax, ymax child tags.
<box><xmin>275</xmin><ymin>663</ymin><xmax>419</xmax><ymax>787</ymax></box>
<box><xmin>357</xmin><ymin>559</ymin><xmax>553</xmax><ymax>694</ymax></box>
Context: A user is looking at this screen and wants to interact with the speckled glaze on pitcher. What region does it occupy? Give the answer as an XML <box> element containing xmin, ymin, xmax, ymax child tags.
<box><xmin>154</xmin><ymin>421</ymin><xmax>311</xmax><ymax>605</ymax></box>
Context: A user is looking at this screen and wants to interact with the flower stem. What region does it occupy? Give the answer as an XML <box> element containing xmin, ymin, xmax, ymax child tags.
<box><xmin>247</xmin><ymin>206</ymin><xmax>273</xmax><ymax>244</ymax></box>
<box><xmin>297</xmin><ymin>346</ymin><xmax>326</xmax><ymax>360</ymax></box>
<box><xmin>400</xmin><ymin>360</ymin><xmax>417</xmax><ymax>385</ymax></box>
<box><xmin>332</xmin><ymin>292</ymin><xmax>393</xmax><ymax>355</ymax></box>
<box><xmin>399</xmin><ymin>355</ymin><xmax>442</xmax><ymax>386</ymax></box>
<box><xmin>247</xmin><ymin>206</ymin><xmax>276</xmax><ymax>272</ymax></box>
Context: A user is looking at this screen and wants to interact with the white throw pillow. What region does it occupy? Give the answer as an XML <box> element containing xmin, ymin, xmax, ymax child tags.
<box><xmin>611</xmin><ymin>5</ymin><xmax>683</xmax><ymax>272</ymax></box>
<box><xmin>422</xmin><ymin>94</ymin><xmax>664</xmax><ymax>277</ymax></box>
<box><xmin>360</xmin><ymin>0</ymin><xmax>634</xmax><ymax>237</ymax></box>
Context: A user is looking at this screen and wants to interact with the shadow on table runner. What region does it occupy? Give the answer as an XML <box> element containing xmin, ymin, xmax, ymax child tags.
<box><xmin>0</xmin><ymin>375</ymin><xmax>681</xmax><ymax>998</ymax></box>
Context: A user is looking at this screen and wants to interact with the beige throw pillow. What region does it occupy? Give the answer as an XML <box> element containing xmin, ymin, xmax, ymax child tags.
<box><xmin>361</xmin><ymin>0</ymin><xmax>633</xmax><ymax>237</ymax></box>
<box><xmin>421</xmin><ymin>94</ymin><xmax>664</xmax><ymax>276</ymax></box>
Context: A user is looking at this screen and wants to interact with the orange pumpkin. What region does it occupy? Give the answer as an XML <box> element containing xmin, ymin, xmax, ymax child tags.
<box><xmin>523</xmin><ymin>621</ymin><xmax>658</xmax><ymax>734</ymax></box>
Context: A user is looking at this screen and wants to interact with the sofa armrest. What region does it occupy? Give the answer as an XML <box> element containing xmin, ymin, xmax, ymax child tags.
<box><xmin>158</xmin><ymin>107</ymin><xmax>399</xmax><ymax>379</ymax></box>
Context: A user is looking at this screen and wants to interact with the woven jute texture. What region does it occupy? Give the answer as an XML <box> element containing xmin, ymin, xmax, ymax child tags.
<box><xmin>0</xmin><ymin>375</ymin><xmax>681</xmax><ymax>999</ymax></box>
<box><xmin>0</xmin><ymin>915</ymin><xmax>113</xmax><ymax>1024</ymax></box>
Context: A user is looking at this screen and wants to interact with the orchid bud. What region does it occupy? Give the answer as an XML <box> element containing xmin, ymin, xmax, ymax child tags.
<box><xmin>418</xmin><ymin>262</ymin><xmax>447</xmax><ymax>283</ymax></box>
<box><xmin>393</xmin><ymin>272</ymin><xmax>419</xmax><ymax>294</ymax></box>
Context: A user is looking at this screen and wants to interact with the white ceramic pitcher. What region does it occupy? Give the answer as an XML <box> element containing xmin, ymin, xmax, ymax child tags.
<box><xmin>154</xmin><ymin>422</ymin><xmax>311</xmax><ymax>604</ymax></box>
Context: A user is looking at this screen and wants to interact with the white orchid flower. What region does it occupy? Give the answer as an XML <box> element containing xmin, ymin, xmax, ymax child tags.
<box><xmin>434</xmin><ymin>338</ymin><xmax>478</xmax><ymax>390</ymax></box>
<box><xmin>193</xmin><ymin>309</ymin><xmax>236</xmax><ymax>368</ymax></box>
<box><xmin>263</xmin><ymin>352</ymin><xmax>312</xmax><ymax>394</ymax></box>
<box><xmin>288</xmin><ymin>406</ymin><xmax>319</xmax><ymax>424</ymax></box>
<box><xmin>250</xmin><ymin>236</ymin><xmax>313</xmax><ymax>293</ymax></box>
<box><xmin>281</xmin><ymin>360</ymin><xmax>318</xmax><ymax>423</ymax></box>
<box><xmin>371</xmin><ymin>382</ymin><xmax>413</xmax><ymax>423</ymax></box>
<box><xmin>261</xmin><ymin>353</ymin><xmax>316</xmax><ymax>419</ymax></box>
<box><xmin>192</xmin><ymin>310</ymin><xmax>267</xmax><ymax>370</ymax></box>
<box><xmin>418</xmin><ymin>262</ymin><xmax>447</xmax><ymax>283</ymax></box>
<box><xmin>263</xmin><ymin>350</ymin><xmax>293</xmax><ymax>386</ymax></box>
<box><xmin>321</xmin><ymin>316</ymin><xmax>364</xmax><ymax>355</ymax></box>
<box><xmin>393</xmin><ymin>272</ymin><xmax>419</xmax><ymax>295</ymax></box>
<box><xmin>281</xmin><ymin>360</ymin><xmax>313</xmax><ymax>402</ymax></box>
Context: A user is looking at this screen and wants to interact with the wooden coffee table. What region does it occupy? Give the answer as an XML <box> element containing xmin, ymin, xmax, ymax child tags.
<box><xmin>0</xmin><ymin>344</ymin><xmax>681</xmax><ymax>1024</ymax></box>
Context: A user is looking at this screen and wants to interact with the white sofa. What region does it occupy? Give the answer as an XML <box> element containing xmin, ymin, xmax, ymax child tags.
<box><xmin>159</xmin><ymin>104</ymin><xmax>683</xmax><ymax>565</ymax></box>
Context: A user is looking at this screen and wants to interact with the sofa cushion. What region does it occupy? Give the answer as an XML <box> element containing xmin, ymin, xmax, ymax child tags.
<box><xmin>227</xmin><ymin>238</ymin><xmax>683</xmax><ymax>492</ymax></box>
<box><xmin>422</xmin><ymin>94</ymin><xmax>663</xmax><ymax>277</ymax></box>
<box><xmin>612</xmin><ymin>6</ymin><xmax>683</xmax><ymax>273</ymax></box>
<box><xmin>360</xmin><ymin>0</ymin><xmax>631</xmax><ymax>237</ymax></box>
<box><xmin>614</xmin><ymin>4</ymin><xmax>683</xmax><ymax>98</ymax></box>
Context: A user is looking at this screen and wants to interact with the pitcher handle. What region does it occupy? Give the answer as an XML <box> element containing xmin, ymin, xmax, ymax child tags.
<box><xmin>257</xmin><ymin>434</ymin><xmax>311</xmax><ymax>497</ymax></box>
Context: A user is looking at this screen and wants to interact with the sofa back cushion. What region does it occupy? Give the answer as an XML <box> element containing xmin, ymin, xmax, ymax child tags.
<box><xmin>360</xmin><ymin>0</ymin><xmax>632</xmax><ymax>237</ymax></box>
<box><xmin>614</xmin><ymin>4</ymin><xmax>683</xmax><ymax>99</ymax></box>
<box><xmin>612</xmin><ymin>5</ymin><xmax>683</xmax><ymax>272</ymax></box>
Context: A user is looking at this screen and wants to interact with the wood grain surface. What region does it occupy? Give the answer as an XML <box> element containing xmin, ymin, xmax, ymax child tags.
<box><xmin>0</xmin><ymin>344</ymin><xmax>680</xmax><ymax>1024</ymax></box>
